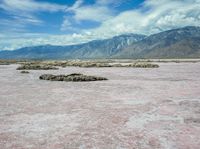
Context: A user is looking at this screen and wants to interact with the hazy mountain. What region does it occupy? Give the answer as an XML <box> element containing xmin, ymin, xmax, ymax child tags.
<box><xmin>0</xmin><ymin>34</ymin><xmax>145</xmax><ymax>59</ymax></box>
<box><xmin>0</xmin><ymin>26</ymin><xmax>200</xmax><ymax>59</ymax></box>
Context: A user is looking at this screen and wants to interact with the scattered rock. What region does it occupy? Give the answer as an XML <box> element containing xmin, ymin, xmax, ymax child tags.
<box><xmin>20</xmin><ymin>71</ymin><xmax>29</xmax><ymax>74</ymax></box>
<box><xmin>79</xmin><ymin>63</ymin><xmax>112</xmax><ymax>68</ymax></box>
<box><xmin>0</xmin><ymin>60</ymin><xmax>24</xmax><ymax>65</ymax></box>
<box><xmin>46</xmin><ymin>61</ymin><xmax>159</xmax><ymax>68</ymax></box>
<box><xmin>15</xmin><ymin>60</ymin><xmax>159</xmax><ymax>68</ymax></box>
<box><xmin>0</xmin><ymin>62</ymin><xmax>10</xmax><ymax>65</ymax></box>
<box><xmin>126</xmin><ymin>63</ymin><xmax>159</xmax><ymax>68</ymax></box>
<box><xmin>17</xmin><ymin>64</ymin><xmax>58</xmax><ymax>70</ymax></box>
<box><xmin>39</xmin><ymin>73</ymin><xmax>108</xmax><ymax>82</ymax></box>
<box><xmin>0</xmin><ymin>60</ymin><xmax>14</xmax><ymax>65</ymax></box>
<box><xmin>184</xmin><ymin>117</ymin><xmax>200</xmax><ymax>124</ymax></box>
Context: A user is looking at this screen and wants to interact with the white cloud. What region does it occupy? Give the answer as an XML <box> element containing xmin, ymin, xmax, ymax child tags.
<box><xmin>83</xmin><ymin>0</ymin><xmax>200</xmax><ymax>38</ymax></box>
<box><xmin>60</xmin><ymin>18</ymin><xmax>74</xmax><ymax>31</ymax></box>
<box><xmin>61</xmin><ymin>0</ymin><xmax>115</xmax><ymax>31</ymax></box>
<box><xmin>61</xmin><ymin>0</ymin><xmax>200</xmax><ymax>38</ymax></box>
<box><xmin>67</xmin><ymin>0</ymin><xmax>83</xmax><ymax>11</ymax></box>
<box><xmin>66</xmin><ymin>0</ymin><xmax>113</xmax><ymax>22</ymax></box>
<box><xmin>72</xmin><ymin>5</ymin><xmax>114</xmax><ymax>22</ymax></box>
<box><xmin>0</xmin><ymin>0</ymin><xmax>67</xmax><ymax>13</ymax></box>
<box><xmin>0</xmin><ymin>0</ymin><xmax>67</xmax><ymax>30</ymax></box>
<box><xmin>0</xmin><ymin>33</ymin><xmax>97</xmax><ymax>51</ymax></box>
<box><xmin>96</xmin><ymin>0</ymin><xmax>130</xmax><ymax>7</ymax></box>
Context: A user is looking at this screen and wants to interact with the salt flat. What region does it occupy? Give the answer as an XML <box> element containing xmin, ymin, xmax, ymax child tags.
<box><xmin>0</xmin><ymin>63</ymin><xmax>200</xmax><ymax>149</ymax></box>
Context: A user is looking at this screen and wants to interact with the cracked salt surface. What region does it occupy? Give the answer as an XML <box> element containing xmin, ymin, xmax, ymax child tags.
<box><xmin>0</xmin><ymin>63</ymin><xmax>200</xmax><ymax>149</ymax></box>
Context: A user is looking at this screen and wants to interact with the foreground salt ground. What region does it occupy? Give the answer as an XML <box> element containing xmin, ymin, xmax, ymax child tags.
<box><xmin>0</xmin><ymin>63</ymin><xmax>200</xmax><ymax>149</ymax></box>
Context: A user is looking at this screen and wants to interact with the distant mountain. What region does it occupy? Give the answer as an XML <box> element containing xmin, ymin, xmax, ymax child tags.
<box><xmin>0</xmin><ymin>26</ymin><xmax>200</xmax><ymax>59</ymax></box>
<box><xmin>0</xmin><ymin>34</ymin><xmax>145</xmax><ymax>59</ymax></box>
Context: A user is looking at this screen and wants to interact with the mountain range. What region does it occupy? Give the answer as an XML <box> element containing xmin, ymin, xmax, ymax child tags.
<box><xmin>0</xmin><ymin>26</ymin><xmax>200</xmax><ymax>59</ymax></box>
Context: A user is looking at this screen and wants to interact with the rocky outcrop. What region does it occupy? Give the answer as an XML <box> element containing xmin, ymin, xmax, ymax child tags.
<box><xmin>125</xmin><ymin>63</ymin><xmax>159</xmax><ymax>68</ymax></box>
<box><xmin>17</xmin><ymin>64</ymin><xmax>58</xmax><ymax>70</ymax></box>
<box><xmin>39</xmin><ymin>73</ymin><xmax>108</xmax><ymax>82</ymax></box>
<box><xmin>0</xmin><ymin>60</ymin><xmax>18</xmax><ymax>65</ymax></box>
<box><xmin>20</xmin><ymin>71</ymin><xmax>29</xmax><ymax>74</ymax></box>
<box><xmin>45</xmin><ymin>61</ymin><xmax>159</xmax><ymax>68</ymax></box>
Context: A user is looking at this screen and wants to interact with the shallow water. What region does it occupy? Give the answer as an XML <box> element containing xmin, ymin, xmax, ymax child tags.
<box><xmin>0</xmin><ymin>63</ymin><xmax>200</xmax><ymax>149</ymax></box>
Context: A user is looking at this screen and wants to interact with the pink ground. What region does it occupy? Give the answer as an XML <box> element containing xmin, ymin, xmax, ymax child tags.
<box><xmin>0</xmin><ymin>63</ymin><xmax>200</xmax><ymax>149</ymax></box>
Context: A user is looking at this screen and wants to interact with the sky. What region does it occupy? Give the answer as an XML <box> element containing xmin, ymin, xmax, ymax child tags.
<box><xmin>0</xmin><ymin>0</ymin><xmax>200</xmax><ymax>50</ymax></box>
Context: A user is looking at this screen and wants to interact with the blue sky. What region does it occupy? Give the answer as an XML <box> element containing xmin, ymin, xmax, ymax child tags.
<box><xmin>0</xmin><ymin>0</ymin><xmax>200</xmax><ymax>50</ymax></box>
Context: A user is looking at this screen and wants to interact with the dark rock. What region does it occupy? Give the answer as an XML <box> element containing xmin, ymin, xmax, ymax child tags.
<box><xmin>127</xmin><ymin>63</ymin><xmax>159</xmax><ymax>68</ymax></box>
<box><xmin>17</xmin><ymin>64</ymin><xmax>58</xmax><ymax>70</ymax></box>
<box><xmin>45</xmin><ymin>61</ymin><xmax>159</xmax><ymax>68</ymax></box>
<box><xmin>39</xmin><ymin>73</ymin><xmax>108</xmax><ymax>82</ymax></box>
<box><xmin>184</xmin><ymin>117</ymin><xmax>200</xmax><ymax>124</ymax></box>
<box><xmin>20</xmin><ymin>71</ymin><xmax>29</xmax><ymax>74</ymax></box>
<box><xmin>0</xmin><ymin>62</ymin><xmax>10</xmax><ymax>65</ymax></box>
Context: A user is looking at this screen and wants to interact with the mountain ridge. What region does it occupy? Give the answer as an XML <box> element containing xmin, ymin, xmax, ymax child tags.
<box><xmin>0</xmin><ymin>26</ymin><xmax>200</xmax><ymax>59</ymax></box>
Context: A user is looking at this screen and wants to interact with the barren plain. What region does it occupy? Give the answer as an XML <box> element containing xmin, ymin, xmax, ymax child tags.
<box><xmin>0</xmin><ymin>62</ymin><xmax>200</xmax><ymax>149</ymax></box>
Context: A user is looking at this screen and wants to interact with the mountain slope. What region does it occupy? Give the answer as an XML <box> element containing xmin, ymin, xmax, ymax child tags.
<box><xmin>0</xmin><ymin>34</ymin><xmax>145</xmax><ymax>59</ymax></box>
<box><xmin>114</xmin><ymin>26</ymin><xmax>200</xmax><ymax>58</ymax></box>
<box><xmin>0</xmin><ymin>26</ymin><xmax>200</xmax><ymax>59</ymax></box>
